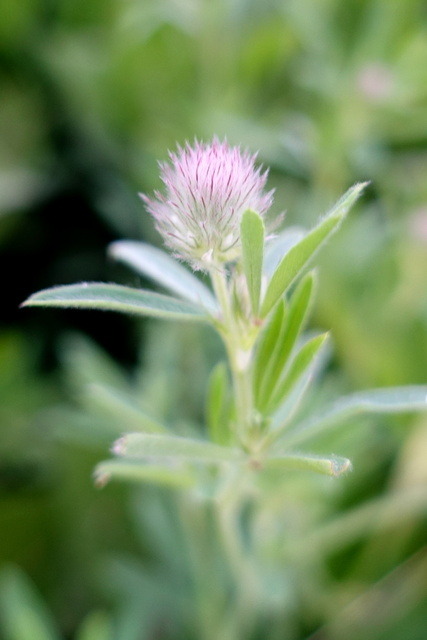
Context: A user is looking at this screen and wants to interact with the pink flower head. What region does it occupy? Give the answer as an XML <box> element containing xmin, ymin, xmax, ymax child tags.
<box><xmin>140</xmin><ymin>137</ymin><xmax>274</xmax><ymax>269</ymax></box>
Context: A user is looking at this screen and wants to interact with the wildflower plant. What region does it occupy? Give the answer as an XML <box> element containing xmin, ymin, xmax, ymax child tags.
<box><xmin>23</xmin><ymin>138</ymin><xmax>427</xmax><ymax>491</ymax></box>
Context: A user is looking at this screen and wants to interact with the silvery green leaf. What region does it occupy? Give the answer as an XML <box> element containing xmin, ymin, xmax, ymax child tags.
<box><xmin>109</xmin><ymin>241</ymin><xmax>218</xmax><ymax>311</ymax></box>
<box><xmin>268</xmin><ymin>339</ymin><xmax>330</xmax><ymax>441</ymax></box>
<box><xmin>255</xmin><ymin>272</ymin><xmax>316</xmax><ymax>410</ymax></box>
<box><xmin>22</xmin><ymin>283</ymin><xmax>209</xmax><ymax>322</ymax></box>
<box><xmin>263</xmin><ymin>453</ymin><xmax>352</xmax><ymax>477</ymax></box>
<box><xmin>206</xmin><ymin>362</ymin><xmax>231</xmax><ymax>445</ymax></box>
<box><xmin>282</xmin><ymin>385</ymin><xmax>427</xmax><ymax>448</ymax></box>
<box><xmin>94</xmin><ymin>459</ymin><xmax>195</xmax><ymax>488</ymax></box>
<box><xmin>240</xmin><ymin>209</ymin><xmax>265</xmax><ymax>315</ymax></box>
<box><xmin>253</xmin><ymin>299</ymin><xmax>287</xmax><ymax>408</ymax></box>
<box><xmin>261</xmin><ymin>183</ymin><xmax>368</xmax><ymax>317</ymax></box>
<box><xmin>84</xmin><ymin>383</ymin><xmax>167</xmax><ymax>434</ymax></box>
<box><xmin>261</xmin><ymin>332</ymin><xmax>329</xmax><ymax>415</ymax></box>
<box><xmin>113</xmin><ymin>433</ymin><xmax>243</xmax><ymax>464</ymax></box>
<box><xmin>263</xmin><ymin>227</ymin><xmax>306</xmax><ymax>278</ymax></box>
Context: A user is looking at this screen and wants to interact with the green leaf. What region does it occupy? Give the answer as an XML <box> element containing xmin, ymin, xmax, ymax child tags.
<box><xmin>253</xmin><ymin>300</ymin><xmax>286</xmax><ymax>407</ymax></box>
<box><xmin>263</xmin><ymin>227</ymin><xmax>305</xmax><ymax>278</ymax></box>
<box><xmin>261</xmin><ymin>183</ymin><xmax>368</xmax><ymax>317</ymax></box>
<box><xmin>84</xmin><ymin>383</ymin><xmax>167</xmax><ymax>434</ymax></box>
<box><xmin>266</xmin><ymin>332</ymin><xmax>329</xmax><ymax>415</ymax></box>
<box><xmin>240</xmin><ymin>209</ymin><xmax>265</xmax><ymax>315</ymax></box>
<box><xmin>22</xmin><ymin>283</ymin><xmax>209</xmax><ymax>322</ymax></box>
<box><xmin>268</xmin><ymin>339</ymin><xmax>328</xmax><ymax>441</ymax></box>
<box><xmin>0</xmin><ymin>566</ymin><xmax>61</xmax><ymax>640</ymax></box>
<box><xmin>113</xmin><ymin>433</ymin><xmax>243</xmax><ymax>464</ymax></box>
<box><xmin>94</xmin><ymin>459</ymin><xmax>195</xmax><ymax>488</ymax></box>
<box><xmin>76</xmin><ymin>611</ymin><xmax>113</xmax><ymax>640</ymax></box>
<box><xmin>282</xmin><ymin>385</ymin><xmax>427</xmax><ymax>448</ymax></box>
<box><xmin>206</xmin><ymin>362</ymin><xmax>231</xmax><ymax>445</ymax></box>
<box><xmin>109</xmin><ymin>241</ymin><xmax>218</xmax><ymax>311</ymax></box>
<box><xmin>255</xmin><ymin>272</ymin><xmax>316</xmax><ymax>410</ymax></box>
<box><xmin>263</xmin><ymin>453</ymin><xmax>352</xmax><ymax>477</ymax></box>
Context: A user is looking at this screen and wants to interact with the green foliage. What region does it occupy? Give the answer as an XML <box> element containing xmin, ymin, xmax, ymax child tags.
<box><xmin>0</xmin><ymin>566</ymin><xmax>61</xmax><ymax>640</ymax></box>
<box><xmin>76</xmin><ymin>611</ymin><xmax>113</xmax><ymax>640</ymax></box>
<box><xmin>5</xmin><ymin>0</ymin><xmax>427</xmax><ymax>638</ymax></box>
<box><xmin>23</xmin><ymin>180</ymin><xmax>372</xmax><ymax>488</ymax></box>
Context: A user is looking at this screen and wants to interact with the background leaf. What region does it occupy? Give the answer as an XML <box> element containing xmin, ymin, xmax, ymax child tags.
<box><xmin>75</xmin><ymin>611</ymin><xmax>113</xmax><ymax>640</ymax></box>
<box><xmin>83</xmin><ymin>383</ymin><xmax>167</xmax><ymax>434</ymax></box>
<box><xmin>0</xmin><ymin>566</ymin><xmax>61</xmax><ymax>640</ymax></box>
<box><xmin>281</xmin><ymin>386</ymin><xmax>427</xmax><ymax>448</ymax></box>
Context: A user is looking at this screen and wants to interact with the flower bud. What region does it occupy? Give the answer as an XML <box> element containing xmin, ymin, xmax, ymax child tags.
<box><xmin>141</xmin><ymin>137</ymin><xmax>273</xmax><ymax>270</ymax></box>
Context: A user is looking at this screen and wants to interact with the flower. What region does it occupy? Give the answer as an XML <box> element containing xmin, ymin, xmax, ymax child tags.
<box><xmin>140</xmin><ymin>137</ymin><xmax>273</xmax><ymax>269</ymax></box>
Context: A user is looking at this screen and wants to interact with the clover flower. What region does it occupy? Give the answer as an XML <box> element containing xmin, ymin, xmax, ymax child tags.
<box><xmin>141</xmin><ymin>137</ymin><xmax>274</xmax><ymax>270</ymax></box>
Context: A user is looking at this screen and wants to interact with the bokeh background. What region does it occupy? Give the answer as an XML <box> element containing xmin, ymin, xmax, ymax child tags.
<box><xmin>2</xmin><ymin>0</ymin><xmax>427</xmax><ymax>638</ymax></box>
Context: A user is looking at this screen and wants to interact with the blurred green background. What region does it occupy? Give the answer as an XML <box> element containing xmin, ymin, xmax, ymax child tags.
<box><xmin>2</xmin><ymin>0</ymin><xmax>427</xmax><ymax>638</ymax></box>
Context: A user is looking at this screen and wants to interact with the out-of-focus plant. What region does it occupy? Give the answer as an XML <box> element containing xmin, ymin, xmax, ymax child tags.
<box><xmin>22</xmin><ymin>138</ymin><xmax>427</xmax><ymax>639</ymax></box>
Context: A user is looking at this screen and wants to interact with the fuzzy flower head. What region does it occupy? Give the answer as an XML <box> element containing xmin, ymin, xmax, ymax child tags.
<box><xmin>141</xmin><ymin>137</ymin><xmax>274</xmax><ymax>270</ymax></box>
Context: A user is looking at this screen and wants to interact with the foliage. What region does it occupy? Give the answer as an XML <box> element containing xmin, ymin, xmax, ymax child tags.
<box><xmin>2</xmin><ymin>0</ymin><xmax>427</xmax><ymax>638</ymax></box>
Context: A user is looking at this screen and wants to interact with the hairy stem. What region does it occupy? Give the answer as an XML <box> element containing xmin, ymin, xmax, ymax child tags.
<box><xmin>210</xmin><ymin>268</ymin><xmax>256</xmax><ymax>448</ymax></box>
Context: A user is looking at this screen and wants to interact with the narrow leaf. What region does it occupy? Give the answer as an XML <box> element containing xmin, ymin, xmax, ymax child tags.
<box><xmin>268</xmin><ymin>340</ymin><xmax>329</xmax><ymax>440</ymax></box>
<box><xmin>240</xmin><ymin>209</ymin><xmax>265</xmax><ymax>315</ymax></box>
<box><xmin>256</xmin><ymin>272</ymin><xmax>316</xmax><ymax>410</ymax></box>
<box><xmin>263</xmin><ymin>227</ymin><xmax>306</xmax><ymax>278</ymax></box>
<box><xmin>263</xmin><ymin>453</ymin><xmax>352</xmax><ymax>477</ymax></box>
<box><xmin>76</xmin><ymin>611</ymin><xmax>113</xmax><ymax>640</ymax></box>
<box><xmin>0</xmin><ymin>566</ymin><xmax>61</xmax><ymax>640</ymax></box>
<box><xmin>282</xmin><ymin>385</ymin><xmax>427</xmax><ymax>448</ymax></box>
<box><xmin>113</xmin><ymin>433</ymin><xmax>243</xmax><ymax>464</ymax></box>
<box><xmin>206</xmin><ymin>362</ymin><xmax>231</xmax><ymax>445</ymax></box>
<box><xmin>84</xmin><ymin>383</ymin><xmax>167</xmax><ymax>433</ymax></box>
<box><xmin>109</xmin><ymin>241</ymin><xmax>218</xmax><ymax>311</ymax></box>
<box><xmin>261</xmin><ymin>183</ymin><xmax>368</xmax><ymax>317</ymax></box>
<box><xmin>22</xmin><ymin>283</ymin><xmax>209</xmax><ymax>322</ymax></box>
<box><xmin>253</xmin><ymin>299</ymin><xmax>287</xmax><ymax>407</ymax></box>
<box><xmin>94</xmin><ymin>459</ymin><xmax>195</xmax><ymax>488</ymax></box>
<box><xmin>266</xmin><ymin>332</ymin><xmax>329</xmax><ymax>414</ymax></box>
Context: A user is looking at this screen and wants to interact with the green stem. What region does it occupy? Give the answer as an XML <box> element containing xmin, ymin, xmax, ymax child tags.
<box><xmin>208</xmin><ymin>267</ymin><xmax>264</xmax><ymax>636</ymax></box>
<box><xmin>210</xmin><ymin>267</ymin><xmax>233</xmax><ymax>329</ymax></box>
<box><xmin>209</xmin><ymin>268</ymin><xmax>255</xmax><ymax>448</ymax></box>
<box><xmin>215</xmin><ymin>477</ymin><xmax>259</xmax><ymax>638</ymax></box>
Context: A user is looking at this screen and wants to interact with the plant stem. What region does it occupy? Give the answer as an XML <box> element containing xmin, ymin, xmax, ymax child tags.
<box><xmin>209</xmin><ymin>267</ymin><xmax>256</xmax><ymax>449</ymax></box>
<box><xmin>215</xmin><ymin>475</ymin><xmax>260</xmax><ymax>639</ymax></box>
<box><xmin>207</xmin><ymin>267</ymin><xmax>267</xmax><ymax>636</ymax></box>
